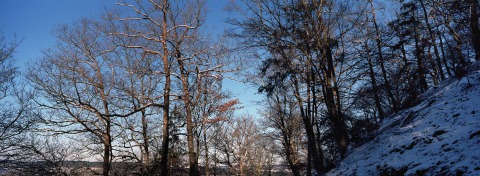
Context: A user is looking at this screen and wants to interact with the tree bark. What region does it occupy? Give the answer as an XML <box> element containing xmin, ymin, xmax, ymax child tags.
<box><xmin>323</xmin><ymin>43</ymin><xmax>349</xmax><ymax>157</ymax></box>
<box><xmin>160</xmin><ymin>1</ymin><xmax>171</xmax><ymax>175</ymax></box>
<box><xmin>203</xmin><ymin>125</ymin><xmax>210</xmax><ymax>176</ymax></box>
<box><xmin>367</xmin><ymin>48</ymin><xmax>385</xmax><ymax>120</ymax></box>
<box><xmin>102</xmin><ymin>133</ymin><xmax>111</xmax><ymax>176</ymax></box>
<box><xmin>412</xmin><ymin>9</ymin><xmax>429</xmax><ymax>92</ymax></box>
<box><xmin>141</xmin><ymin>110</ymin><xmax>150</xmax><ymax>175</ymax></box>
<box><xmin>178</xmin><ymin>58</ymin><xmax>200</xmax><ymax>176</ymax></box>
<box><xmin>470</xmin><ymin>0</ymin><xmax>480</xmax><ymax>61</ymax></box>
<box><xmin>438</xmin><ymin>30</ymin><xmax>452</xmax><ymax>77</ymax></box>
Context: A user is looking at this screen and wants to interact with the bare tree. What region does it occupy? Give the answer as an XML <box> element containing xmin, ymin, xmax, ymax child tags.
<box><xmin>110</xmin><ymin>0</ymin><xmax>199</xmax><ymax>173</ymax></box>
<box><xmin>228</xmin><ymin>0</ymin><xmax>366</xmax><ymax>173</ymax></box>
<box><xmin>260</xmin><ymin>86</ymin><xmax>304</xmax><ymax>176</ymax></box>
<box><xmin>112</xmin><ymin>1</ymin><xmax>237</xmax><ymax>175</ymax></box>
<box><xmin>0</xmin><ymin>32</ymin><xmax>40</xmax><ymax>170</ymax></box>
<box><xmin>0</xmin><ymin>32</ymin><xmax>18</xmax><ymax>99</ymax></box>
<box><xmin>0</xmin><ymin>31</ymin><xmax>22</xmax><ymax>157</ymax></box>
<box><xmin>27</xmin><ymin>18</ymin><xmax>164</xmax><ymax>176</ymax></box>
<box><xmin>193</xmin><ymin>86</ymin><xmax>239</xmax><ymax>176</ymax></box>
<box><xmin>216</xmin><ymin>115</ymin><xmax>272</xmax><ymax>176</ymax></box>
<box><xmin>102</xmin><ymin>15</ymin><xmax>167</xmax><ymax>174</ymax></box>
<box><xmin>193</xmin><ymin>90</ymin><xmax>240</xmax><ymax>176</ymax></box>
<box><xmin>27</xmin><ymin>19</ymin><xmax>116</xmax><ymax>176</ymax></box>
<box><xmin>0</xmin><ymin>31</ymin><xmax>84</xmax><ymax>176</ymax></box>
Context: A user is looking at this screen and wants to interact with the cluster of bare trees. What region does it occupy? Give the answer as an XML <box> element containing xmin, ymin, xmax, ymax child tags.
<box><xmin>23</xmin><ymin>0</ymin><xmax>244</xmax><ymax>175</ymax></box>
<box><xmin>228</xmin><ymin>0</ymin><xmax>480</xmax><ymax>175</ymax></box>
<box><xmin>2</xmin><ymin>0</ymin><xmax>279</xmax><ymax>175</ymax></box>
<box><xmin>1</xmin><ymin>0</ymin><xmax>479</xmax><ymax>175</ymax></box>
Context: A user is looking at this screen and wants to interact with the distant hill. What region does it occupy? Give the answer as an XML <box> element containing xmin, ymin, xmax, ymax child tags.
<box><xmin>327</xmin><ymin>67</ymin><xmax>480</xmax><ymax>175</ymax></box>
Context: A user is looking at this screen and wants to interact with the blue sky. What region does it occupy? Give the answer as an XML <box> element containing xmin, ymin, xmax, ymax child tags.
<box><xmin>1</xmin><ymin>0</ymin><xmax>116</xmax><ymax>67</ymax></box>
<box><xmin>0</xmin><ymin>0</ymin><xmax>261</xmax><ymax>116</ymax></box>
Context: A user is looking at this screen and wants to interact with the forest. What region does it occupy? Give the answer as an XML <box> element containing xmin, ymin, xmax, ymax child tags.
<box><xmin>1</xmin><ymin>0</ymin><xmax>479</xmax><ymax>175</ymax></box>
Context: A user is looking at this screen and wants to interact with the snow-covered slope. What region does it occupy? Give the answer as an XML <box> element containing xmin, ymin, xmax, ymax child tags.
<box><xmin>327</xmin><ymin>70</ymin><xmax>480</xmax><ymax>175</ymax></box>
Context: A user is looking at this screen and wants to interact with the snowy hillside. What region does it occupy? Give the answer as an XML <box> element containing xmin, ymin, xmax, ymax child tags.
<box><xmin>327</xmin><ymin>69</ymin><xmax>480</xmax><ymax>175</ymax></box>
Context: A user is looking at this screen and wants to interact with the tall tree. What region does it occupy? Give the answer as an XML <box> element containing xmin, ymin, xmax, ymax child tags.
<box><xmin>368</xmin><ymin>0</ymin><xmax>399</xmax><ymax>113</ymax></box>
<box><xmin>469</xmin><ymin>0</ymin><xmax>480</xmax><ymax>61</ymax></box>
<box><xmin>28</xmin><ymin>18</ymin><xmax>165</xmax><ymax>176</ymax></box>
<box><xmin>112</xmin><ymin>1</ymin><xmax>183</xmax><ymax>174</ymax></box>
<box><xmin>216</xmin><ymin>115</ymin><xmax>272</xmax><ymax>176</ymax></box>
<box><xmin>0</xmin><ymin>32</ymin><xmax>38</xmax><ymax>168</ymax></box>
<box><xmin>229</xmin><ymin>1</ymin><xmax>363</xmax><ymax>173</ymax></box>
<box><xmin>28</xmin><ymin>19</ymin><xmax>117</xmax><ymax>176</ymax></box>
<box><xmin>113</xmin><ymin>1</ymin><xmax>234</xmax><ymax>175</ymax></box>
<box><xmin>260</xmin><ymin>86</ymin><xmax>303</xmax><ymax>176</ymax></box>
<box><xmin>418</xmin><ymin>0</ymin><xmax>445</xmax><ymax>81</ymax></box>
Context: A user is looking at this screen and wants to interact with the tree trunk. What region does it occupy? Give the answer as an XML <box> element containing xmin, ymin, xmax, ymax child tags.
<box><xmin>203</xmin><ymin>125</ymin><xmax>210</xmax><ymax>176</ymax></box>
<box><xmin>363</xmin><ymin>21</ymin><xmax>385</xmax><ymax>120</ymax></box>
<box><xmin>283</xmin><ymin>136</ymin><xmax>300</xmax><ymax>176</ymax></box>
<box><xmin>141</xmin><ymin>110</ymin><xmax>150</xmax><ymax>175</ymax></box>
<box><xmin>413</xmin><ymin>9</ymin><xmax>429</xmax><ymax>92</ymax></box>
<box><xmin>103</xmin><ymin>133</ymin><xmax>111</xmax><ymax>176</ymax></box>
<box><xmin>324</xmin><ymin>44</ymin><xmax>349</xmax><ymax>157</ymax></box>
<box><xmin>273</xmin><ymin>93</ymin><xmax>300</xmax><ymax>176</ymax></box>
<box><xmin>419</xmin><ymin>0</ymin><xmax>444</xmax><ymax>81</ymax></box>
<box><xmin>419</xmin><ymin>0</ymin><xmax>445</xmax><ymax>85</ymax></box>
<box><xmin>160</xmin><ymin>1</ymin><xmax>171</xmax><ymax>174</ymax></box>
<box><xmin>178</xmin><ymin>58</ymin><xmax>200</xmax><ymax>176</ymax></box>
<box><xmin>160</xmin><ymin>96</ymin><xmax>170</xmax><ymax>176</ymax></box>
<box><xmin>186</xmin><ymin>105</ymin><xmax>199</xmax><ymax>176</ymax></box>
<box><xmin>292</xmin><ymin>76</ymin><xmax>324</xmax><ymax>173</ymax></box>
<box><xmin>438</xmin><ymin>30</ymin><xmax>452</xmax><ymax>77</ymax></box>
<box><xmin>307</xmin><ymin>148</ymin><xmax>312</xmax><ymax>176</ymax></box>
<box><xmin>445</xmin><ymin>23</ymin><xmax>466</xmax><ymax>67</ymax></box>
<box><xmin>470</xmin><ymin>0</ymin><xmax>480</xmax><ymax>61</ymax></box>
<box><xmin>368</xmin><ymin>54</ymin><xmax>385</xmax><ymax>120</ymax></box>
<box><xmin>370</xmin><ymin>0</ymin><xmax>398</xmax><ymax>112</ymax></box>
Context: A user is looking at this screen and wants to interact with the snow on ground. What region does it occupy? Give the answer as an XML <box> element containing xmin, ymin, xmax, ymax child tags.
<box><xmin>327</xmin><ymin>70</ymin><xmax>480</xmax><ymax>175</ymax></box>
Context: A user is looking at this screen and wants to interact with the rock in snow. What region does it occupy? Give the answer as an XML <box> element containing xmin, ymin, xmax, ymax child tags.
<box><xmin>327</xmin><ymin>70</ymin><xmax>480</xmax><ymax>175</ymax></box>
